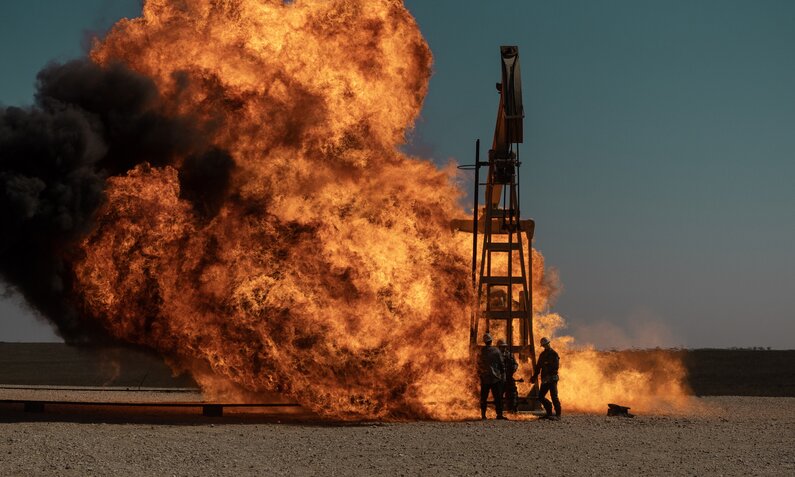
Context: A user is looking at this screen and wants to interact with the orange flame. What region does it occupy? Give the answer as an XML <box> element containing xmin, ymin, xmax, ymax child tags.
<box><xmin>70</xmin><ymin>0</ymin><xmax>693</xmax><ymax>419</ymax></box>
<box><xmin>527</xmin><ymin>313</ymin><xmax>695</xmax><ymax>414</ymax></box>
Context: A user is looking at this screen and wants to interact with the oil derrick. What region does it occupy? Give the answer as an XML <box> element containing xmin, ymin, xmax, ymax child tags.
<box><xmin>453</xmin><ymin>45</ymin><xmax>537</xmax><ymax>375</ymax></box>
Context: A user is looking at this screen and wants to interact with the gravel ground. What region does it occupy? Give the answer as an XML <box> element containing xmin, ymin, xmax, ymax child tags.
<box><xmin>1</xmin><ymin>396</ymin><xmax>793</xmax><ymax>476</ymax></box>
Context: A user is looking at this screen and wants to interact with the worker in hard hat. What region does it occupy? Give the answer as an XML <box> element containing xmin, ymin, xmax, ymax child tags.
<box><xmin>478</xmin><ymin>333</ymin><xmax>506</xmax><ymax>420</ymax></box>
<box><xmin>531</xmin><ymin>337</ymin><xmax>561</xmax><ymax>419</ymax></box>
<box><xmin>497</xmin><ymin>339</ymin><xmax>519</xmax><ymax>412</ymax></box>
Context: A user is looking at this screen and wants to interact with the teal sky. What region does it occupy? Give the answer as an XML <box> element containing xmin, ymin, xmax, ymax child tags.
<box><xmin>1</xmin><ymin>1</ymin><xmax>794</xmax><ymax>348</ymax></box>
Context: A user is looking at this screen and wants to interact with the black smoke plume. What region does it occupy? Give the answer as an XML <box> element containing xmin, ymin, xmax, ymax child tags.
<box><xmin>0</xmin><ymin>59</ymin><xmax>235</xmax><ymax>342</ymax></box>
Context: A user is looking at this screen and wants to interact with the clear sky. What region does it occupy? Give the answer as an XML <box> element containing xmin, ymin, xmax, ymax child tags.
<box><xmin>1</xmin><ymin>0</ymin><xmax>794</xmax><ymax>349</ymax></box>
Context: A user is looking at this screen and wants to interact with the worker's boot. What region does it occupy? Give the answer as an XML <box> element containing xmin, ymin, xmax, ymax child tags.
<box><xmin>540</xmin><ymin>399</ymin><xmax>552</xmax><ymax>417</ymax></box>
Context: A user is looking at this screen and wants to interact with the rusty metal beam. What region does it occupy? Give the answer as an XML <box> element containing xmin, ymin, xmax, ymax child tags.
<box><xmin>450</xmin><ymin>218</ymin><xmax>534</xmax><ymax>236</ymax></box>
<box><xmin>1</xmin><ymin>399</ymin><xmax>300</xmax><ymax>417</ymax></box>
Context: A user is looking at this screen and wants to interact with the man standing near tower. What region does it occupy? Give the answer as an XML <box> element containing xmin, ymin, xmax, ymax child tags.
<box><xmin>531</xmin><ymin>337</ymin><xmax>561</xmax><ymax>419</ymax></box>
<box><xmin>478</xmin><ymin>333</ymin><xmax>506</xmax><ymax>420</ymax></box>
<box><xmin>498</xmin><ymin>339</ymin><xmax>519</xmax><ymax>412</ymax></box>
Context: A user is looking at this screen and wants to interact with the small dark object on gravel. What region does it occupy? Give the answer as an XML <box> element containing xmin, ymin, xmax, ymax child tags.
<box><xmin>607</xmin><ymin>403</ymin><xmax>634</xmax><ymax>418</ymax></box>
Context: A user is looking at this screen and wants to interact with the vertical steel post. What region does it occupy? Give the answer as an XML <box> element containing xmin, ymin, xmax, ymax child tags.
<box><xmin>470</xmin><ymin>140</ymin><xmax>480</xmax><ymax>349</ymax></box>
<box><xmin>527</xmin><ymin>230</ymin><xmax>536</xmax><ymax>370</ymax></box>
<box><xmin>472</xmin><ymin>139</ymin><xmax>479</xmax><ymax>287</ymax></box>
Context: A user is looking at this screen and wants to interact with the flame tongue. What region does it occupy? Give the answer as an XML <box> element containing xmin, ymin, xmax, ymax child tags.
<box><xmin>91</xmin><ymin>0</ymin><xmax>431</xmax><ymax>157</ymax></box>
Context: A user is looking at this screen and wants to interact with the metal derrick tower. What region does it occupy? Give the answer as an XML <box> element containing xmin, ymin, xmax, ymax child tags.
<box><xmin>454</xmin><ymin>46</ymin><xmax>537</xmax><ymax>372</ymax></box>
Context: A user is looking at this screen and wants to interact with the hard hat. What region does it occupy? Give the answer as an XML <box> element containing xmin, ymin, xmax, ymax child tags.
<box><xmin>540</xmin><ymin>337</ymin><xmax>550</xmax><ymax>346</ymax></box>
<box><xmin>497</xmin><ymin>339</ymin><xmax>508</xmax><ymax>347</ymax></box>
<box><xmin>483</xmin><ymin>333</ymin><xmax>493</xmax><ymax>343</ymax></box>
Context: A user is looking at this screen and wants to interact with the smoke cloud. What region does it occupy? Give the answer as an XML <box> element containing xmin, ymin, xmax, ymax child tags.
<box><xmin>0</xmin><ymin>59</ymin><xmax>233</xmax><ymax>341</ymax></box>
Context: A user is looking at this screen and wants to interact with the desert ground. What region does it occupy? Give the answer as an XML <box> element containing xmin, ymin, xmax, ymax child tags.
<box><xmin>1</xmin><ymin>394</ymin><xmax>793</xmax><ymax>476</ymax></box>
<box><xmin>1</xmin><ymin>345</ymin><xmax>794</xmax><ymax>476</ymax></box>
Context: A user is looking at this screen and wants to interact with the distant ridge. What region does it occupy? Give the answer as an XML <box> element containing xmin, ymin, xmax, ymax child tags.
<box><xmin>0</xmin><ymin>344</ymin><xmax>793</xmax><ymax>396</ymax></box>
<box><xmin>0</xmin><ymin>343</ymin><xmax>196</xmax><ymax>388</ymax></box>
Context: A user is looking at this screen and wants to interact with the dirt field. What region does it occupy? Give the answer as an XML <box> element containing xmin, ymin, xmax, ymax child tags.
<box><xmin>0</xmin><ymin>395</ymin><xmax>792</xmax><ymax>476</ymax></box>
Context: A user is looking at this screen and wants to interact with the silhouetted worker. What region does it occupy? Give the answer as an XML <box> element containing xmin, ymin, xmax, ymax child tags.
<box><xmin>531</xmin><ymin>337</ymin><xmax>561</xmax><ymax>419</ymax></box>
<box><xmin>478</xmin><ymin>333</ymin><xmax>506</xmax><ymax>420</ymax></box>
<box><xmin>498</xmin><ymin>339</ymin><xmax>519</xmax><ymax>412</ymax></box>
